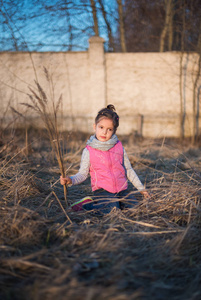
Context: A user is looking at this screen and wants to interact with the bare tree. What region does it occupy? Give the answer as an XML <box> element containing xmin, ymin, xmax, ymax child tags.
<box><xmin>167</xmin><ymin>0</ymin><xmax>173</xmax><ymax>50</ymax></box>
<box><xmin>160</xmin><ymin>0</ymin><xmax>173</xmax><ymax>52</ymax></box>
<box><xmin>122</xmin><ymin>0</ymin><xmax>164</xmax><ymax>52</ymax></box>
<box><xmin>64</xmin><ymin>0</ymin><xmax>73</xmax><ymax>51</ymax></box>
<box><xmin>192</xmin><ymin>23</ymin><xmax>201</xmax><ymax>144</ymax></box>
<box><xmin>98</xmin><ymin>0</ymin><xmax>116</xmax><ymax>51</ymax></box>
<box><xmin>179</xmin><ymin>0</ymin><xmax>186</xmax><ymax>140</ymax></box>
<box><xmin>117</xmin><ymin>0</ymin><xmax>126</xmax><ymax>52</ymax></box>
<box><xmin>1</xmin><ymin>0</ymin><xmax>201</xmax><ymax>54</ymax></box>
<box><xmin>0</xmin><ymin>0</ymin><xmax>28</xmax><ymax>51</ymax></box>
<box><xmin>90</xmin><ymin>0</ymin><xmax>99</xmax><ymax>36</ymax></box>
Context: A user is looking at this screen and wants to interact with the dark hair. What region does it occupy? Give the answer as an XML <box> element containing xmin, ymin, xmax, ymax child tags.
<box><xmin>95</xmin><ymin>104</ymin><xmax>119</xmax><ymax>132</ymax></box>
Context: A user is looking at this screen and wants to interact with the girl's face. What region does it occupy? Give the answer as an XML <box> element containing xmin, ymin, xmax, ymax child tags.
<box><xmin>94</xmin><ymin>118</ymin><xmax>114</xmax><ymax>142</ymax></box>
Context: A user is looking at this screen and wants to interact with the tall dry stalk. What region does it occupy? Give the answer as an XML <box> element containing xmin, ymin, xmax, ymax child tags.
<box><xmin>22</xmin><ymin>68</ymin><xmax>68</xmax><ymax>206</ymax></box>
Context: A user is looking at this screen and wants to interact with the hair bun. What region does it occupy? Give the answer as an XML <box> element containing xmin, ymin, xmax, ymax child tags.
<box><xmin>107</xmin><ymin>104</ymin><xmax>116</xmax><ymax>112</ymax></box>
<box><xmin>95</xmin><ymin>104</ymin><xmax>119</xmax><ymax>132</ymax></box>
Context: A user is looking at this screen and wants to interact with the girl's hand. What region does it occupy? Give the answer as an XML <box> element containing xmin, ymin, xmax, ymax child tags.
<box><xmin>60</xmin><ymin>175</ymin><xmax>72</xmax><ymax>185</ymax></box>
<box><xmin>140</xmin><ymin>191</ymin><xmax>150</xmax><ymax>199</ymax></box>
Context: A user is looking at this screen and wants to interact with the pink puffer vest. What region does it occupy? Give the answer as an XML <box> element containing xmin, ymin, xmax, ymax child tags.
<box><xmin>86</xmin><ymin>141</ymin><xmax>128</xmax><ymax>193</ymax></box>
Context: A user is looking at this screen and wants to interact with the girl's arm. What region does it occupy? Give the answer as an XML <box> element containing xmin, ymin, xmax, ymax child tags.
<box><xmin>123</xmin><ymin>149</ymin><xmax>145</xmax><ymax>191</ymax></box>
<box><xmin>71</xmin><ymin>148</ymin><xmax>90</xmax><ymax>185</ymax></box>
<box><xmin>60</xmin><ymin>148</ymin><xmax>90</xmax><ymax>186</ymax></box>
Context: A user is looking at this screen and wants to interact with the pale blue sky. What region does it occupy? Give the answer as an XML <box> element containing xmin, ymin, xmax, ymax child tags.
<box><xmin>0</xmin><ymin>0</ymin><xmax>118</xmax><ymax>52</ymax></box>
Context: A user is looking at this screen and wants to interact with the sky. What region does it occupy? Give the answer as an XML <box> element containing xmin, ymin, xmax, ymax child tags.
<box><xmin>0</xmin><ymin>0</ymin><xmax>118</xmax><ymax>52</ymax></box>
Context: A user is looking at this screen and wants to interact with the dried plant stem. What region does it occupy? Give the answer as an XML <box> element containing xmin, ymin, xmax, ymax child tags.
<box><xmin>52</xmin><ymin>191</ymin><xmax>72</xmax><ymax>224</ymax></box>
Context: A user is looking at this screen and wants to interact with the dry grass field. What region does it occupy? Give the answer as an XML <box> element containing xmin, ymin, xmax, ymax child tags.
<box><xmin>0</xmin><ymin>127</ymin><xmax>201</xmax><ymax>300</ymax></box>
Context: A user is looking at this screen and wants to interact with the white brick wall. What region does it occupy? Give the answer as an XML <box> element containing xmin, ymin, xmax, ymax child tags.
<box><xmin>0</xmin><ymin>38</ymin><xmax>200</xmax><ymax>137</ymax></box>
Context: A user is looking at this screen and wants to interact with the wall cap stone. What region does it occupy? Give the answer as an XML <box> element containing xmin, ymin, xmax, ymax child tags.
<box><xmin>89</xmin><ymin>36</ymin><xmax>105</xmax><ymax>43</ymax></box>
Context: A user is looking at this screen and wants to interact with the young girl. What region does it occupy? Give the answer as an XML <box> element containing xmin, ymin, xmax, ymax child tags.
<box><xmin>60</xmin><ymin>105</ymin><xmax>149</xmax><ymax>213</ymax></box>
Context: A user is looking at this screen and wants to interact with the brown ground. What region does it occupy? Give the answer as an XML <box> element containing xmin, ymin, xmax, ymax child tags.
<box><xmin>0</xmin><ymin>128</ymin><xmax>201</xmax><ymax>300</ymax></box>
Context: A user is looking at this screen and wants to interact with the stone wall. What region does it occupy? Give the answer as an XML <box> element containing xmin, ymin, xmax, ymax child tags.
<box><xmin>0</xmin><ymin>37</ymin><xmax>200</xmax><ymax>137</ymax></box>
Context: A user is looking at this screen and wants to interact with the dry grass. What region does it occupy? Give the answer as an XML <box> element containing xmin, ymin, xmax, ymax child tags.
<box><xmin>0</xmin><ymin>129</ymin><xmax>201</xmax><ymax>300</ymax></box>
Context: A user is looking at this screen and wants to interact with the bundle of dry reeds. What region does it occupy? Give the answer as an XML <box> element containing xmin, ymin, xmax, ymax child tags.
<box><xmin>22</xmin><ymin>68</ymin><xmax>68</xmax><ymax>205</ymax></box>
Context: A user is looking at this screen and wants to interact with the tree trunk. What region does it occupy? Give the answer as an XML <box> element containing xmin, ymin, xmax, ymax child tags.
<box><xmin>160</xmin><ymin>0</ymin><xmax>173</xmax><ymax>52</ymax></box>
<box><xmin>98</xmin><ymin>0</ymin><xmax>116</xmax><ymax>51</ymax></box>
<box><xmin>117</xmin><ymin>0</ymin><xmax>127</xmax><ymax>52</ymax></box>
<box><xmin>179</xmin><ymin>0</ymin><xmax>186</xmax><ymax>140</ymax></box>
<box><xmin>168</xmin><ymin>4</ymin><xmax>173</xmax><ymax>51</ymax></box>
<box><xmin>90</xmin><ymin>0</ymin><xmax>99</xmax><ymax>36</ymax></box>
<box><xmin>192</xmin><ymin>29</ymin><xmax>201</xmax><ymax>144</ymax></box>
<box><xmin>64</xmin><ymin>0</ymin><xmax>73</xmax><ymax>51</ymax></box>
